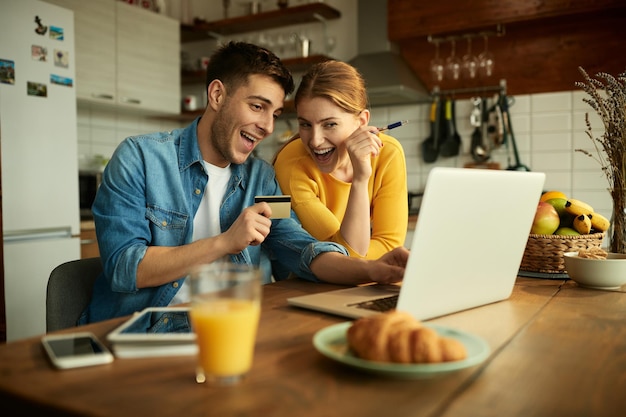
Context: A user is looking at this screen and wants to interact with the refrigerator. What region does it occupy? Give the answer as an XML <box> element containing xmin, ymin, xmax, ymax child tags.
<box><xmin>1</xmin><ymin>0</ymin><xmax>81</xmax><ymax>341</ymax></box>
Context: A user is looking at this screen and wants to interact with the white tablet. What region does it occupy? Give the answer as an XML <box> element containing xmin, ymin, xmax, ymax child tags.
<box><xmin>107</xmin><ymin>307</ymin><xmax>196</xmax><ymax>345</ymax></box>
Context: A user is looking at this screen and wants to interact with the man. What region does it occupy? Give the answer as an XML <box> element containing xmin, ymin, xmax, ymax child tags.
<box><xmin>79</xmin><ymin>42</ymin><xmax>408</xmax><ymax>324</ymax></box>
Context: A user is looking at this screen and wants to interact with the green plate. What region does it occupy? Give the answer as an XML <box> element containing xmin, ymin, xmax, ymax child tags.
<box><xmin>313</xmin><ymin>322</ymin><xmax>490</xmax><ymax>378</ymax></box>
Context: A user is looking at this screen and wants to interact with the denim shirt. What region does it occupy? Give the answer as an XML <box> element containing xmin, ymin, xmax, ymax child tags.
<box><xmin>79</xmin><ymin>118</ymin><xmax>347</xmax><ymax>324</ymax></box>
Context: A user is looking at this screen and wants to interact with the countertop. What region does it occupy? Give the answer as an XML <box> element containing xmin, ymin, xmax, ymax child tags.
<box><xmin>408</xmin><ymin>214</ymin><xmax>417</xmax><ymax>230</ymax></box>
<box><xmin>80</xmin><ymin>219</ymin><xmax>95</xmax><ymax>231</ymax></box>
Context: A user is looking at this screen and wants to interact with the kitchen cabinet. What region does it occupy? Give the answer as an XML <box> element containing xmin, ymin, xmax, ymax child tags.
<box><xmin>80</xmin><ymin>221</ymin><xmax>99</xmax><ymax>259</ymax></box>
<box><xmin>44</xmin><ymin>0</ymin><xmax>116</xmax><ymax>104</ymax></box>
<box><xmin>388</xmin><ymin>0</ymin><xmax>624</xmax><ymax>40</ymax></box>
<box><xmin>44</xmin><ymin>0</ymin><xmax>180</xmax><ymax>114</ymax></box>
<box><xmin>116</xmin><ymin>2</ymin><xmax>180</xmax><ymax>114</ymax></box>
<box><xmin>386</xmin><ymin>0</ymin><xmax>626</xmax><ymax>96</ymax></box>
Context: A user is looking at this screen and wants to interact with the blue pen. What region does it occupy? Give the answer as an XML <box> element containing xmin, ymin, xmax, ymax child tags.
<box><xmin>378</xmin><ymin>120</ymin><xmax>408</xmax><ymax>132</ymax></box>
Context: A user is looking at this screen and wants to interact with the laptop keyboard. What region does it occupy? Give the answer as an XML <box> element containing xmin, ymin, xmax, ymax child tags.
<box><xmin>348</xmin><ymin>295</ymin><xmax>399</xmax><ymax>312</ymax></box>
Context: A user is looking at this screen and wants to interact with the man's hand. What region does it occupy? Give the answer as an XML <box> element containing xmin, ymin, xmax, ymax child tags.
<box><xmin>221</xmin><ymin>203</ymin><xmax>272</xmax><ymax>253</ymax></box>
<box><xmin>368</xmin><ymin>246</ymin><xmax>410</xmax><ymax>285</ymax></box>
<box><xmin>309</xmin><ymin>246</ymin><xmax>409</xmax><ymax>286</ymax></box>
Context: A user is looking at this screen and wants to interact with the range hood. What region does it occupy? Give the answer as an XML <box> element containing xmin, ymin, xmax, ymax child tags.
<box><xmin>349</xmin><ymin>0</ymin><xmax>432</xmax><ymax>106</ymax></box>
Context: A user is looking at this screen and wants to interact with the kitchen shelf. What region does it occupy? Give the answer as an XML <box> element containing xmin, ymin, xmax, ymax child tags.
<box><xmin>181</xmin><ymin>2</ymin><xmax>341</xmax><ymax>42</ymax></box>
<box><xmin>159</xmin><ymin>3</ymin><xmax>340</xmax><ymax>122</ymax></box>
<box><xmin>157</xmin><ymin>100</ymin><xmax>296</xmax><ymax>123</ymax></box>
<box><xmin>163</xmin><ymin>55</ymin><xmax>332</xmax><ymax>122</ymax></box>
<box><xmin>182</xmin><ymin>54</ymin><xmax>332</xmax><ymax>84</ymax></box>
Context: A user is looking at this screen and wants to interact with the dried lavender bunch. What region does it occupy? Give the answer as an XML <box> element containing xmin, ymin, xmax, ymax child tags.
<box><xmin>575</xmin><ymin>66</ymin><xmax>626</xmax><ymax>253</ymax></box>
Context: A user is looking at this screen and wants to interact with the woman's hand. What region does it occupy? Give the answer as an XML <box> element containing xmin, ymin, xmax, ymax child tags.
<box><xmin>345</xmin><ymin>126</ymin><xmax>383</xmax><ymax>183</ymax></box>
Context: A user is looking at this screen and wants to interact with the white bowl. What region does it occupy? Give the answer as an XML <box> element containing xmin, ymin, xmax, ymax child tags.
<box><xmin>563</xmin><ymin>252</ymin><xmax>626</xmax><ymax>290</ymax></box>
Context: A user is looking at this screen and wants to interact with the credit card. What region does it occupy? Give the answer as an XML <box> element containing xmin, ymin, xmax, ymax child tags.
<box><xmin>254</xmin><ymin>195</ymin><xmax>291</xmax><ymax>219</ymax></box>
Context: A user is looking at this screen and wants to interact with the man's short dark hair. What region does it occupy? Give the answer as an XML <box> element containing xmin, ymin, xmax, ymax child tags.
<box><xmin>205</xmin><ymin>42</ymin><xmax>295</xmax><ymax>97</ymax></box>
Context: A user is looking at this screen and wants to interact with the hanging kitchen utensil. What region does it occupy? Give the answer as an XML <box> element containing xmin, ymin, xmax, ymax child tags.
<box><xmin>486</xmin><ymin>94</ymin><xmax>504</xmax><ymax>148</ymax></box>
<box><xmin>439</xmin><ymin>98</ymin><xmax>461</xmax><ymax>157</ymax></box>
<box><xmin>470</xmin><ymin>97</ymin><xmax>489</xmax><ymax>162</ymax></box>
<box><xmin>501</xmin><ymin>95</ymin><xmax>531</xmax><ymax>171</ymax></box>
<box><xmin>421</xmin><ymin>98</ymin><xmax>441</xmax><ymax>163</ymax></box>
<box><xmin>451</xmin><ymin>98</ymin><xmax>463</xmax><ymax>154</ymax></box>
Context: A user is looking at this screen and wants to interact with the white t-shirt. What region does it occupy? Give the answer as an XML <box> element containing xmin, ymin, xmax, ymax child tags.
<box><xmin>169</xmin><ymin>161</ymin><xmax>231</xmax><ymax>305</ymax></box>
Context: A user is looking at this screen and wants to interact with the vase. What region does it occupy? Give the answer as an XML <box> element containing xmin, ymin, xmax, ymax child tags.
<box><xmin>607</xmin><ymin>188</ymin><xmax>626</xmax><ymax>254</ymax></box>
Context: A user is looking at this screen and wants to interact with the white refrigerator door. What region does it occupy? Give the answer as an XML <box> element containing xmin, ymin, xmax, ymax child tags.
<box><xmin>0</xmin><ymin>0</ymin><xmax>79</xmax><ymax>235</ymax></box>
<box><xmin>4</xmin><ymin>236</ymin><xmax>80</xmax><ymax>341</ymax></box>
<box><xmin>1</xmin><ymin>0</ymin><xmax>81</xmax><ymax>341</ymax></box>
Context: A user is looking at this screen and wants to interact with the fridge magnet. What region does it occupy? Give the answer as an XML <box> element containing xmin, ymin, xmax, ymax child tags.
<box><xmin>27</xmin><ymin>81</ymin><xmax>47</xmax><ymax>97</ymax></box>
<box><xmin>31</xmin><ymin>45</ymin><xmax>48</xmax><ymax>62</ymax></box>
<box><xmin>34</xmin><ymin>15</ymin><xmax>48</xmax><ymax>36</ymax></box>
<box><xmin>54</xmin><ymin>49</ymin><xmax>69</xmax><ymax>68</ymax></box>
<box><xmin>0</xmin><ymin>59</ymin><xmax>15</xmax><ymax>85</ymax></box>
<box><xmin>50</xmin><ymin>74</ymin><xmax>73</xmax><ymax>87</ymax></box>
<box><xmin>49</xmin><ymin>26</ymin><xmax>64</xmax><ymax>41</ymax></box>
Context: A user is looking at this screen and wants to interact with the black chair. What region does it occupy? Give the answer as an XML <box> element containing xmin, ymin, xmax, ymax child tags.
<box><xmin>46</xmin><ymin>257</ymin><xmax>102</xmax><ymax>332</ymax></box>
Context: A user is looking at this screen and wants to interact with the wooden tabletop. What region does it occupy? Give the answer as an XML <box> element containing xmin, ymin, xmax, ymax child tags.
<box><xmin>0</xmin><ymin>277</ymin><xmax>624</xmax><ymax>417</ymax></box>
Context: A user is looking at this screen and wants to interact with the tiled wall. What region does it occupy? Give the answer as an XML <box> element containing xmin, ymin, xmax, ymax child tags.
<box><xmin>76</xmin><ymin>106</ymin><xmax>182</xmax><ymax>171</ymax></box>
<box><xmin>371</xmin><ymin>90</ymin><xmax>613</xmax><ymax>220</ymax></box>
<box><xmin>77</xmin><ymin>89</ymin><xmax>614</xmax><ymax>223</ymax></box>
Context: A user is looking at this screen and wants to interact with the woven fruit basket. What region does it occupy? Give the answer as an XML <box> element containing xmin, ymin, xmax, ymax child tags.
<box><xmin>519</xmin><ymin>232</ymin><xmax>605</xmax><ymax>274</ymax></box>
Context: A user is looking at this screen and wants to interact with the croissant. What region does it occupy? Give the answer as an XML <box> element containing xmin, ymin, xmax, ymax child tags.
<box><xmin>346</xmin><ymin>310</ymin><xmax>467</xmax><ymax>364</ymax></box>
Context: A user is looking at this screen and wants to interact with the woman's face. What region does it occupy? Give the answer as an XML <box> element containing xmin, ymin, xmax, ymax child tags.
<box><xmin>296</xmin><ymin>96</ymin><xmax>367</xmax><ymax>175</ymax></box>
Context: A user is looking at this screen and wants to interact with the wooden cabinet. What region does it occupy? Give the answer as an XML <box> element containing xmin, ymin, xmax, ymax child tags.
<box><xmin>387</xmin><ymin>0</ymin><xmax>624</xmax><ymax>41</ymax></box>
<box><xmin>80</xmin><ymin>221</ymin><xmax>99</xmax><ymax>259</ymax></box>
<box><xmin>386</xmin><ymin>0</ymin><xmax>626</xmax><ymax>96</ymax></box>
<box><xmin>45</xmin><ymin>0</ymin><xmax>179</xmax><ymax>114</ymax></box>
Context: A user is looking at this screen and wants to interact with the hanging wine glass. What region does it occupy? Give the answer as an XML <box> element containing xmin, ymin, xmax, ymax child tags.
<box><xmin>445</xmin><ymin>39</ymin><xmax>462</xmax><ymax>81</ymax></box>
<box><xmin>461</xmin><ymin>36</ymin><xmax>479</xmax><ymax>79</ymax></box>
<box><xmin>429</xmin><ymin>40</ymin><xmax>444</xmax><ymax>83</ymax></box>
<box><xmin>478</xmin><ymin>35</ymin><xmax>495</xmax><ymax>78</ymax></box>
<box><xmin>276</xmin><ymin>33</ymin><xmax>288</xmax><ymax>56</ymax></box>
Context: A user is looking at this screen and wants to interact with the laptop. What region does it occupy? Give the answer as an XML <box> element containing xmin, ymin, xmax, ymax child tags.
<box><xmin>287</xmin><ymin>167</ymin><xmax>545</xmax><ymax>320</ymax></box>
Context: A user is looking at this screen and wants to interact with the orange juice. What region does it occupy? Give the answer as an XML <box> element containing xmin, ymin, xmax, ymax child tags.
<box><xmin>190</xmin><ymin>299</ymin><xmax>261</xmax><ymax>376</ymax></box>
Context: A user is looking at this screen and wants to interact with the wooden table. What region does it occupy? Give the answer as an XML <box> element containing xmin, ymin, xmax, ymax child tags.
<box><xmin>0</xmin><ymin>277</ymin><xmax>624</xmax><ymax>416</ymax></box>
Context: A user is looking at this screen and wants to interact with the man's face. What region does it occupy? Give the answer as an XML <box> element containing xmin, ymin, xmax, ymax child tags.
<box><xmin>209</xmin><ymin>74</ymin><xmax>286</xmax><ymax>166</ymax></box>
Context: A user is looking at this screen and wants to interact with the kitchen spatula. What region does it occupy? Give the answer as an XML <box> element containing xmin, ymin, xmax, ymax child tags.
<box><xmin>439</xmin><ymin>98</ymin><xmax>461</xmax><ymax>157</ymax></box>
<box><xmin>421</xmin><ymin>98</ymin><xmax>441</xmax><ymax>163</ymax></box>
<box><xmin>470</xmin><ymin>97</ymin><xmax>489</xmax><ymax>162</ymax></box>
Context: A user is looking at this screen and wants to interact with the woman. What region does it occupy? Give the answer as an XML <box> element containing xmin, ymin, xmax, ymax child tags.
<box><xmin>273</xmin><ymin>60</ymin><xmax>408</xmax><ymax>259</ymax></box>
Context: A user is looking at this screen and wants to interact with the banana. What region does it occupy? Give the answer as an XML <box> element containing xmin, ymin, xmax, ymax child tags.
<box><xmin>565</xmin><ymin>199</ymin><xmax>594</xmax><ymax>216</ymax></box>
<box><xmin>573</xmin><ymin>214</ymin><xmax>592</xmax><ymax>234</ymax></box>
<box><xmin>589</xmin><ymin>212</ymin><xmax>611</xmax><ymax>232</ymax></box>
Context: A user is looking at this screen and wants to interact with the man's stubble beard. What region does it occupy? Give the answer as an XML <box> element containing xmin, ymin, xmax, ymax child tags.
<box><xmin>209</xmin><ymin>102</ymin><xmax>238</xmax><ymax>166</ymax></box>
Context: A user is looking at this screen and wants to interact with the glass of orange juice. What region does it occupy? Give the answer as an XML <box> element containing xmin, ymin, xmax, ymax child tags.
<box><xmin>188</xmin><ymin>261</ymin><xmax>261</xmax><ymax>386</ymax></box>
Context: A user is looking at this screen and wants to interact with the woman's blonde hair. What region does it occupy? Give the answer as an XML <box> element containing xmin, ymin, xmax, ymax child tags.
<box><xmin>294</xmin><ymin>60</ymin><xmax>369</xmax><ymax>115</ymax></box>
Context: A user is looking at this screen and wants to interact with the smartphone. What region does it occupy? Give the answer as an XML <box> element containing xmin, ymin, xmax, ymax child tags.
<box><xmin>41</xmin><ymin>332</ymin><xmax>114</xmax><ymax>369</ymax></box>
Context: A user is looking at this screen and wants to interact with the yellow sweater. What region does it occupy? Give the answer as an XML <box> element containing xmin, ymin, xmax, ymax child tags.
<box><xmin>273</xmin><ymin>133</ymin><xmax>408</xmax><ymax>259</ymax></box>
